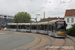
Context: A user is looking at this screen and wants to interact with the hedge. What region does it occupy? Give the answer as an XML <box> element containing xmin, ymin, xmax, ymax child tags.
<box><xmin>67</xmin><ymin>24</ymin><xmax>75</xmax><ymax>37</ymax></box>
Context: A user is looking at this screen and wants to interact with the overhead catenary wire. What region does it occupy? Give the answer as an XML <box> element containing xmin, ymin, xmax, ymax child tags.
<box><xmin>30</xmin><ymin>0</ymin><xmax>73</xmax><ymax>14</ymax></box>
<box><xmin>68</xmin><ymin>0</ymin><xmax>72</xmax><ymax>3</ymax></box>
<box><xmin>30</xmin><ymin>0</ymin><xmax>73</xmax><ymax>20</ymax></box>
<box><xmin>29</xmin><ymin>0</ymin><xmax>51</xmax><ymax>14</ymax></box>
<box><xmin>47</xmin><ymin>0</ymin><xmax>73</xmax><ymax>17</ymax></box>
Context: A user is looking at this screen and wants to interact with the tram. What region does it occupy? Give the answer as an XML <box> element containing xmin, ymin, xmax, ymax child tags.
<box><xmin>7</xmin><ymin>20</ymin><xmax>67</xmax><ymax>37</ymax></box>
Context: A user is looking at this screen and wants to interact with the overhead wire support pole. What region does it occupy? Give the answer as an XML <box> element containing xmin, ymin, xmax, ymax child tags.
<box><xmin>36</xmin><ymin>14</ymin><xmax>40</xmax><ymax>23</ymax></box>
<box><xmin>20</xmin><ymin>15</ymin><xmax>22</xmax><ymax>31</ymax></box>
<box><xmin>44</xmin><ymin>11</ymin><xmax>45</xmax><ymax>22</ymax></box>
<box><xmin>36</xmin><ymin>14</ymin><xmax>37</xmax><ymax>23</ymax></box>
<box><xmin>16</xmin><ymin>22</ymin><xmax>18</xmax><ymax>31</ymax></box>
<box><xmin>36</xmin><ymin>14</ymin><xmax>40</xmax><ymax>32</ymax></box>
<box><xmin>44</xmin><ymin>12</ymin><xmax>45</xmax><ymax>34</ymax></box>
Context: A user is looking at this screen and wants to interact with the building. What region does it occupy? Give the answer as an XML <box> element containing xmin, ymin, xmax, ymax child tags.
<box><xmin>0</xmin><ymin>14</ymin><xmax>14</xmax><ymax>26</ymax></box>
<box><xmin>39</xmin><ymin>17</ymin><xmax>64</xmax><ymax>22</ymax></box>
<box><xmin>64</xmin><ymin>9</ymin><xmax>75</xmax><ymax>29</ymax></box>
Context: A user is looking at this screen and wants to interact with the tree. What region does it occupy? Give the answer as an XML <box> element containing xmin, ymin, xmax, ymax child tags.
<box><xmin>67</xmin><ymin>24</ymin><xmax>75</xmax><ymax>36</ymax></box>
<box><xmin>13</xmin><ymin>12</ymin><xmax>31</xmax><ymax>23</ymax></box>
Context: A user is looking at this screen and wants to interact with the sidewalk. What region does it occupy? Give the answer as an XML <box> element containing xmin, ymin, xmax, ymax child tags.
<box><xmin>67</xmin><ymin>35</ymin><xmax>75</xmax><ymax>43</ymax></box>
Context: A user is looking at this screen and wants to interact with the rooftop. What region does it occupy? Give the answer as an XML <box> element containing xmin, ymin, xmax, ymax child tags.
<box><xmin>65</xmin><ymin>9</ymin><xmax>75</xmax><ymax>17</ymax></box>
<box><xmin>39</xmin><ymin>17</ymin><xmax>64</xmax><ymax>22</ymax></box>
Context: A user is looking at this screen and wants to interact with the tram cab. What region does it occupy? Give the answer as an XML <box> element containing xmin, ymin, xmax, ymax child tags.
<box><xmin>55</xmin><ymin>21</ymin><xmax>67</xmax><ymax>37</ymax></box>
<box><xmin>48</xmin><ymin>20</ymin><xmax>67</xmax><ymax>37</ymax></box>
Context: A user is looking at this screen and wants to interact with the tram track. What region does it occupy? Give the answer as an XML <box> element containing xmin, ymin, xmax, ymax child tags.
<box><xmin>24</xmin><ymin>34</ymin><xmax>53</xmax><ymax>50</ymax></box>
<box><xmin>45</xmin><ymin>37</ymin><xmax>67</xmax><ymax>50</ymax></box>
<box><xmin>57</xmin><ymin>38</ymin><xmax>66</xmax><ymax>50</ymax></box>
<box><xmin>57</xmin><ymin>37</ymin><xmax>75</xmax><ymax>50</ymax></box>
<box><xmin>9</xmin><ymin>31</ymin><xmax>68</xmax><ymax>50</ymax></box>
<box><xmin>46</xmin><ymin>38</ymin><xmax>55</xmax><ymax>50</ymax></box>
<box><xmin>24</xmin><ymin>33</ymin><xmax>57</xmax><ymax>50</ymax></box>
<box><xmin>25</xmin><ymin>35</ymin><xmax>42</xmax><ymax>50</ymax></box>
<box><xmin>35</xmin><ymin>36</ymin><xmax>55</xmax><ymax>50</ymax></box>
<box><xmin>65</xmin><ymin>37</ymin><xmax>75</xmax><ymax>50</ymax></box>
<box><xmin>13</xmin><ymin>31</ymin><xmax>69</xmax><ymax>50</ymax></box>
<box><xmin>1</xmin><ymin>30</ymin><xmax>74</xmax><ymax>50</ymax></box>
<box><xmin>8</xmin><ymin>31</ymin><xmax>53</xmax><ymax>50</ymax></box>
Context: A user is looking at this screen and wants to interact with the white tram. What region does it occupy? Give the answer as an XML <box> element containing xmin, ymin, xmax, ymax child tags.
<box><xmin>7</xmin><ymin>20</ymin><xmax>67</xmax><ymax>37</ymax></box>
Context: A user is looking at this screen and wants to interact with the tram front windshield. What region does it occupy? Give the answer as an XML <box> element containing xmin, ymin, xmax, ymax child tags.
<box><xmin>56</xmin><ymin>22</ymin><xmax>66</xmax><ymax>31</ymax></box>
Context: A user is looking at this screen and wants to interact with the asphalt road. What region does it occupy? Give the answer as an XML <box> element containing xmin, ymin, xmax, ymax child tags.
<box><xmin>0</xmin><ymin>33</ymin><xmax>35</xmax><ymax>50</ymax></box>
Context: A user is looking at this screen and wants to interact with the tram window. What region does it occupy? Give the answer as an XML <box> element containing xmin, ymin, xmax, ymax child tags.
<box><xmin>21</xmin><ymin>25</ymin><xmax>26</xmax><ymax>29</ymax></box>
<box><xmin>8</xmin><ymin>25</ymin><xmax>11</xmax><ymax>28</ymax></box>
<box><xmin>38</xmin><ymin>25</ymin><xmax>40</xmax><ymax>30</ymax></box>
<box><xmin>52</xmin><ymin>25</ymin><xmax>53</xmax><ymax>30</ymax></box>
<box><xmin>7</xmin><ymin>25</ymin><xmax>10</xmax><ymax>28</ymax></box>
<box><xmin>31</xmin><ymin>25</ymin><xmax>37</xmax><ymax>29</ymax></box>
<box><xmin>18</xmin><ymin>25</ymin><xmax>21</xmax><ymax>29</ymax></box>
<box><xmin>24</xmin><ymin>25</ymin><xmax>26</xmax><ymax>29</ymax></box>
<box><xmin>49</xmin><ymin>25</ymin><xmax>51</xmax><ymax>31</ymax></box>
<box><xmin>9</xmin><ymin>25</ymin><xmax>11</xmax><ymax>28</ymax></box>
<box><xmin>52</xmin><ymin>24</ymin><xmax>54</xmax><ymax>30</ymax></box>
<box><xmin>36</xmin><ymin>25</ymin><xmax>39</xmax><ymax>30</ymax></box>
<box><xmin>45</xmin><ymin>25</ymin><xmax>47</xmax><ymax>31</ymax></box>
<box><xmin>38</xmin><ymin>25</ymin><xmax>41</xmax><ymax>30</ymax></box>
<box><xmin>20</xmin><ymin>25</ymin><xmax>22</xmax><ymax>29</ymax></box>
<box><xmin>10</xmin><ymin>25</ymin><xmax>16</xmax><ymax>29</ymax></box>
<box><xmin>40</xmin><ymin>25</ymin><xmax>44</xmax><ymax>30</ymax></box>
<box><xmin>26</xmin><ymin>25</ymin><xmax>30</xmax><ymax>30</ymax></box>
<box><xmin>46</xmin><ymin>25</ymin><xmax>49</xmax><ymax>30</ymax></box>
<box><xmin>56</xmin><ymin>21</ymin><xmax>66</xmax><ymax>31</ymax></box>
<box><xmin>40</xmin><ymin>25</ymin><xmax>42</xmax><ymax>30</ymax></box>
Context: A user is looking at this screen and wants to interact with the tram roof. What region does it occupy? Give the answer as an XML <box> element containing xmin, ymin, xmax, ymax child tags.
<box><xmin>38</xmin><ymin>20</ymin><xmax>65</xmax><ymax>25</ymax></box>
<box><xmin>8</xmin><ymin>23</ymin><xmax>30</xmax><ymax>25</ymax></box>
<box><xmin>7</xmin><ymin>20</ymin><xmax>65</xmax><ymax>25</ymax></box>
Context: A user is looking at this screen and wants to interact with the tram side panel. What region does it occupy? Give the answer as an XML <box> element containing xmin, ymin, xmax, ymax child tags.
<box><xmin>7</xmin><ymin>25</ymin><xmax>17</xmax><ymax>31</ymax></box>
<box><xmin>39</xmin><ymin>25</ymin><xmax>45</xmax><ymax>34</ymax></box>
<box><xmin>20</xmin><ymin>25</ymin><xmax>27</xmax><ymax>32</ymax></box>
<box><xmin>48</xmin><ymin>24</ymin><xmax>55</xmax><ymax>36</ymax></box>
<box><xmin>38</xmin><ymin>24</ymin><xmax>47</xmax><ymax>34</ymax></box>
<box><xmin>25</xmin><ymin>25</ymin><xmax>31</xmax><ymax>32</ymax></box>
<box><xmin>31</xmin><ymin>25</ymin><xmax>37</xmax><ymax>33</ymax></box>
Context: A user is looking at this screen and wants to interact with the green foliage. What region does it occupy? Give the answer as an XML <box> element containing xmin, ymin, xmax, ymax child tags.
<box><xmin>13</xmin><ymin>12</ymin><xmax>31</xmax><ymax>23</ymax></box>
<box><xmin>67</xmin><ymin>24</ymin><xmax>75</xmax><ymax>36</ymax></box>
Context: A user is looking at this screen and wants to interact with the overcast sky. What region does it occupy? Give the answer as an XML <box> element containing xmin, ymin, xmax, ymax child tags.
<box><xmin>0</xmin><ymin>0</ymin><xmax>75</xmax><ymax>21</ymax></box>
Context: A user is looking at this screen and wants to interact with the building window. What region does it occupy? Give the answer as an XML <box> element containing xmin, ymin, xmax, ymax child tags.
<box><xmin>71</xmin><ymin>18</ymin><xmax>74</xmax><ymax>23</ymax></box>
<box><xmin>67</xmin><ymin>18</ymin><xmax>69</xmax><ymax>23</ymax></box>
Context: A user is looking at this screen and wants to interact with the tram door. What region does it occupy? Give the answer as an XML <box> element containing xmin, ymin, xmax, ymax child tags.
<box><xmin>48</xmin><ymin>24</ymin><xmax>55</xmax><ymax>36</ymax></box>
<box><xmin>52</xmin><ymin>24</ymin><xmax>55</xmax><ymax>36</ymax></box>
<box><xmin>48</xmin><ymin>25</ymin><xmax>52</xmax><ymax>36</ymax></box>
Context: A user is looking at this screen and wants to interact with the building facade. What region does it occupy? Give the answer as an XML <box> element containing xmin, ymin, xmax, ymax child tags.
<box><xmin>0</xmin><ymin>14</ymin><xmax>14</xmax><ymax>26</ymax></box>
<box><xmin>64</xmin><ymin>9</ymin><xmax>75</xmax><ymax>29</ymax></box>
